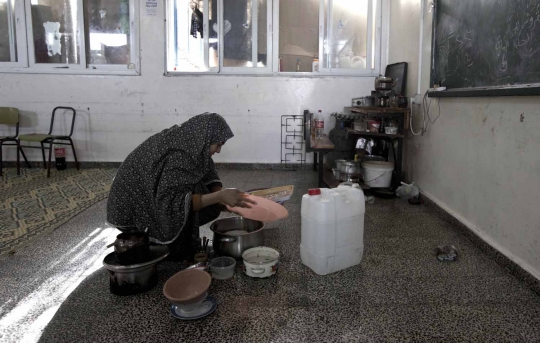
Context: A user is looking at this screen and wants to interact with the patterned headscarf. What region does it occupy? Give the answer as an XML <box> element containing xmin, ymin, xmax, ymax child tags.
<box><xmin>107</xmin><ymin>113</ymin><xmax>234</xmax><ymax>244</ymax></box>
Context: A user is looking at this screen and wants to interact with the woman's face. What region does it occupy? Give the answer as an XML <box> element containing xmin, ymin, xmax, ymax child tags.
<box><xmin>209</xmin><ymin>142</ymin><xmax>224</xmax><ymax>156</ymax></box>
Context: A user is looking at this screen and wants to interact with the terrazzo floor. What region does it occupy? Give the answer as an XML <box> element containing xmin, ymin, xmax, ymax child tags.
<box><xmin>1</xmin><ymin>170</ymin><xmax>540</xmax><ymax>343</ymax></box>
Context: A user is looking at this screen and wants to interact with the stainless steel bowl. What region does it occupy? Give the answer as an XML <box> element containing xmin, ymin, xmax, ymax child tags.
<box><xmin>339</xmin><ymin>161</ymin><xmax>361</xmax><ymax>176</ymax></box>
<box><xmin>210</xmin><ymin>217</ymin><xmax>265</xmax><ymax>260</ymax></box>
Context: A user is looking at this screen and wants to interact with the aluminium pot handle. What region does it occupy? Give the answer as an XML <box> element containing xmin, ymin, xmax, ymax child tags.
<box><xmin>251</xmin><ymin>268</ymin><xmax>265</xmax><ymax>274</ymax></box>
<box><xmin>219</xmin><ymin>236</ymin><xmax>237</xmax><ymax>243</ymax></box>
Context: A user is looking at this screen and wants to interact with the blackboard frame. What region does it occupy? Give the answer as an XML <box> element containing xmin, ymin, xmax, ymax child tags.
<box><xmin>429</xmin><ymin>0</ymin><xmax>540</xmax><ymax>98</ymax></box>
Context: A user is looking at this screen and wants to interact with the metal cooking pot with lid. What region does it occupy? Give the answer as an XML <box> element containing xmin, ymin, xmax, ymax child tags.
<box><xmin>210</xmin><ymin>217</ymin><xmax>265</xmax><ymax>260</ymax></box>
<box><xmin>339</xmin><ymin>161</ymin><xmax>361</xmax><ymax>176</ymax></box>
<box><xmin>374</xmin><ymin>75</ymin><xmax>396</xmax><ymax>91</ymax></box>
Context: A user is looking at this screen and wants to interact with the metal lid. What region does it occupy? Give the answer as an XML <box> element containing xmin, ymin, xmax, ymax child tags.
<box><xmin>103</xmin><ymin>245</ymin><xmax>169</xmax><ymax>271</ymax></box>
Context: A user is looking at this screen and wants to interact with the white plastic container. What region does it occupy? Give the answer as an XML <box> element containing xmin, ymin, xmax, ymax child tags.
<box><xmin>300</xmin><ymin>185</ymin><xmax>365</xmax><ymax>275</ymax></box>
<box><xmin>362</xmin><ymin>161</ymin><xmax>394</xmax><ymax>188</ymax></box>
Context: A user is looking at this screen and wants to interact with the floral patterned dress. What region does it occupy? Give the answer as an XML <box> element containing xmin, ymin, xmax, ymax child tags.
<box><xmin>106</xmin><ymin>113</ymin><xmax>234</xmax><ymax>261</ymax></box>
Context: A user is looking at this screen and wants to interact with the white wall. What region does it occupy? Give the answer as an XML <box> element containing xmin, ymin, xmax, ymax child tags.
<box><xmin>0</xmin><ymin>1</ymin><xmax>373</xmax><ymax>163</ymax></box>
<box><xmin>389</xmin><ymin>0</ymin><xmax>540</xmax><ymax>280</ymax></box>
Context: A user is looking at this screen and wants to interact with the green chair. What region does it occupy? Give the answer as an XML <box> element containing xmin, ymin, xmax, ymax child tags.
<box><xmin>0</xmin><ymin>107</ymin><xmax>31</xmax><ymax>176</ymax></box>
<box><xmin>19</xmin><ymin>106</ymin><xmax>80</xmax><ymax>178</ymax></box>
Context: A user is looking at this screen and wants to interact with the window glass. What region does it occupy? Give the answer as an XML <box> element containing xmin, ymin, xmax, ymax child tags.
<box><xmin>30</xmin><ymin>0</ymin><xmax>81</xmax><ymax>64</ymax></box>
<box><xmin>257</xmin><ymin>0</ymin><xmax>267</xmax><ymax>67</ymax></box>
<box><xmin>0</xmin><ymin>0</ymin><xmax>16</xmax><ymax>62</ymax></box>
<box><xmin>223</xmin><ymin>0</ymin><xmax>252</xmax><ymax>67</ymax></box>
<box><xmin>324</xmin><ymin>0</ymin><xmax>368</xmax><ymax>69</ymax></box>
<box><xmin>85</xmin><ymin>0</ymin><xmax>130</xmax><ymax>65</ymax></box>
<box><xmin>278</xmin><ymin>0</ymin><xmax>318</xmax><ymax>72</ymax></box>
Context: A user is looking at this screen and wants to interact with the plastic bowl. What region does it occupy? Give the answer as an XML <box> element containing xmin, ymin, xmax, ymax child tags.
<box><xmin>209</xmin><ymin>256</ymin><xmax>236</xmax><ymax>280</ymax></box>
<box><xmin>163</xmin><ymin>269</ymin><xmax>211</xmax><ymax>310</ymax></box>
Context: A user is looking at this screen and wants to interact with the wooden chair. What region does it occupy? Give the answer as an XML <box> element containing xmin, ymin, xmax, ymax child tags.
<box><xmin>19</xmin><ymin>107</ymin><xmax>80</xmax><ymax>178</ymax></box>
<box><xmin>0</xmin><ymin>107</ymin><xmax>31</xmax><ymax>176</ymax></box>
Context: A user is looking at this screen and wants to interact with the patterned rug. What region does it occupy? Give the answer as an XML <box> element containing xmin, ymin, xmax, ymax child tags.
<box><xmin>0</xmin><ymin>167</ymin><xmax>116</xmax><ymax>258</ymax></box>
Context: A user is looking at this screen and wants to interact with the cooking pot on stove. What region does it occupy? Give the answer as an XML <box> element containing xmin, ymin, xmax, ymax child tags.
<box><xmin>374</xmin><ymin>75</ymin><xmax>396</xmax><ymax>91</ymax></box>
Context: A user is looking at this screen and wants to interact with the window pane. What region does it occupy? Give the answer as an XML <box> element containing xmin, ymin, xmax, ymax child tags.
<box><xmin>209</xmin><ymin>0</ymin><xmax>218</xmax><ymax>68</ymax></box>
<box><xmin>0</xmin><ymin>0</ymin><xmax>16</xmax><ymax>62</ymax></box>
<box><xmin>85</xmin><ymin>0</ymin><xmax>130</xmax><ymax>65</ymax></box>
<box><xmin>171</xmin><ymin>0</ymin><xmax>206</xmax><ymax>72</ymax></box>
<box><xmin>279</xmin><ymin>0</ymin><xmax>318</xmax><ymax>72</ymax></box>
<box><xmin>223</xmin><ymin>0</ymin><xmax>252</xmax><ymax>67</ymax></box>
<box><xmin>324</xmin><ymin>0</ymin><xmax>368</xmax><ymax>69</ymax></box>
<box><xmin>31</xmin><ymin>0</ymin><xmax>81</xmax><ymax>64</ymax></box>
<box><xmin>257</xmin><ymin>0</ymin><xmax>266</xmax><ymax>67</ymax></box>
<box><xmin>371</xmin><ymin>0</ymin><xmax>375</xmax><ymax>69</ymax></box>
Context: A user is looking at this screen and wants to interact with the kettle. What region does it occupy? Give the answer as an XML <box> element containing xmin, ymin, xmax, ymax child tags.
<box><xmin>108</xmin><ymin>231</ymin><xmax>150</xmax><ymax>264</ymax></box>
<box><xmin>374</xmin><ymin>75</ymin><xmax>396</xmax><ymax>91</ymax></box>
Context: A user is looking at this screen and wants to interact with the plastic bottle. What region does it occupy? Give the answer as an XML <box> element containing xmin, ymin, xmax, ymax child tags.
<box><xmin>54</xmin><ymin>146</ymin><xmax>67</xmax><ymax>171</ymax></box>
<box><xmin>296</xmin><ymin>58</ymin><xmax>301</xmax><ymax>72</ymax></box>
<box><xmin>315</xmin><ymin>110</ymin><xmax>324</xmax><ymax>139</ymax></box>
<box><xmin>312</xmin><ymin>58</ymin><xmax>319</xmax><ymax>72</ymax></box>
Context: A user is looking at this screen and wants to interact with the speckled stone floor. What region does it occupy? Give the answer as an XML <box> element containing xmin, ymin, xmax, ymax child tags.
<box><xmin>1</xmin><ymin>170</ymin><xmax>540</xmax><ymax>343</ymax></box>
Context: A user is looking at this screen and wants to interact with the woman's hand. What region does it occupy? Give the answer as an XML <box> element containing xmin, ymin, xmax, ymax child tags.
<box><xmin>218</xmin><ymin>189</ymin><xmax>256</xmax><ymax>208</ymax></box>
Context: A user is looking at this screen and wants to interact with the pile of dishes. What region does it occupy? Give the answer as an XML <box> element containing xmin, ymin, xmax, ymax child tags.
<box><xmin>333</xmin><ymin>159</ymin><xmax>361</xmax><ymax>183</ymax></box>
<box><xmin>163</xmin><ymin>269</ymin><xmax>217</xmax><ymax>320</ymax></box>
<box><xmin>163</xmin><ymin>187</ymin><xmax>288</xmax><ymax>320</ymax></box>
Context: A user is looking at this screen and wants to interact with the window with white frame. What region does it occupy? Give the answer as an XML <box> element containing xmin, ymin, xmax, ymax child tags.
<box><xmin>166</xmin><ymin>0</ymin><xmax>382</xmax><ymax>75</ymax></box>
<box><xmin>0</xmin><ymin>0</ymin><xmax>138</xmax><ymax>73</ymax></box>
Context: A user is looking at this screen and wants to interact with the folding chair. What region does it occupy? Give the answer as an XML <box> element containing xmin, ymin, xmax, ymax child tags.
<box><xmin>0</xmin><ymin>107</ymin><xmax>31</xmax><ymax>176</ymax></box>
<box><xmin>19</xmin><ymin>106</ymin><xmax>80</xmax><ymax>178</ymax></box>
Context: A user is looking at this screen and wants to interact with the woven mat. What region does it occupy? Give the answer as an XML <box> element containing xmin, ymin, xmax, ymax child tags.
<box><xmin>0</xmin><ymin>167</ymin><xmax>116</xmax><ymax>258</ymax></box>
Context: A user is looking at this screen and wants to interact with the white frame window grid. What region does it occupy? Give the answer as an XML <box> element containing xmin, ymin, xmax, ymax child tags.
<box><xmin>0</xmin><ymin>0</ymin><xmax>139</xmax><ymax>75</ymax></box>
<box><xmin>167</xmin><ymin>0</ymin><xmax>386</xmax><ymax>76</ymax></box>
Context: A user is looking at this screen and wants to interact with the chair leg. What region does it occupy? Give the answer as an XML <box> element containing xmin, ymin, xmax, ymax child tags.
<box><xmin>68</xmin><ymin>138</ymin><xmax>80</xmax><ymax>171</ymax></box>
<box><xmin>0</xmin><ymin>142</ymin><xmax>3</xmax><ymax>177</ymax></box>
<box><xmin>40</xmin><ymin>142</ymin><xmax>46</xmax><ymax>169</ymax></box>
<box><xmin>16</xmin><ymin>141</ymin><xmax>20</xmax><ymax>176</ymax></box>
<box><xmin>19</xmin><ymin>146</ymin><xmax>31</xmax><ymax>169</ymax></box>
<box><xmin>47</xmin><ymin>140</ymin><xmax>54</xmax><ymax>178</ymax></box>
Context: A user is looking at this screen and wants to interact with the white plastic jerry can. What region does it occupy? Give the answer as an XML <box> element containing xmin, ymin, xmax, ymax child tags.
<box><xmin>300</xmin><ymin>184</ymin><xmax>365</xmax><ymax>275</ymax></box>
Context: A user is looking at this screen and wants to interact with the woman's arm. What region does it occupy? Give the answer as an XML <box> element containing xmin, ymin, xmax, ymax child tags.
<box><xmin>192</xmin><ymin>189</ymin><xmax>255</xmax><ymax>211</ymax></box>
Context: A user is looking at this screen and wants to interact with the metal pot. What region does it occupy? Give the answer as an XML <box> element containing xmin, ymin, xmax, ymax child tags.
<box><xmin>339</xmin><ymin>161</ymin><xmax>361</xmax><ymax>176</ymax></box>
<box><xmin>339</xmin><ymin>173</ymin><xmax>360</xmax><ymax>183</ymax></box>
<box><xmin>374</xmin><ymin>75</ymin><xmax>396</xmax><ymax>91</ymax></box>
<box><xmin>363</xmin><ymin>155</ymin><xmax>385</xmax><ymax>162</ymax></box>
<box><xmin>335</xmin><ymin>159</ymin><xmax>347</xmax><ymax>170</ymax></box>
<box><xmin>362</xmin><ymin>96</ymin><xmax>374</xmax><ymax>107</ymax></box>
<box><xmin>103</xmin><ymin>245</ymin><xmax>169</xmax><ymax>296</ymax></box>
<box><xmin>210</xmin><ymin>217</ymin><xmax>265</xmax><ymax>260</ymax></box>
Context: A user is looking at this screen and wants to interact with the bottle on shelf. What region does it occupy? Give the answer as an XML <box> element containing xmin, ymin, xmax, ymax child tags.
<box><xmin>296</xmin><ymin>58</ymin><xmax>301</xmax><ymax>72</ymax></box>
<box><xmin>279</xmin><ymin>56</ymin><xmax>283</xmax><ymax>72</ymax></box>
<box><xmin>315</xmin><ymin>110</ymin><xmax>324</xmax><ymax>139</ymax></box>
<box><xmin>312</xmin><ymin>58</ymin><xmax>319</xmax><ymax>72</ymax></box>
<box><xmin>379</xmin><ymin>118</ymin><xmax>386</xmax><ymax>133</ymax></box>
